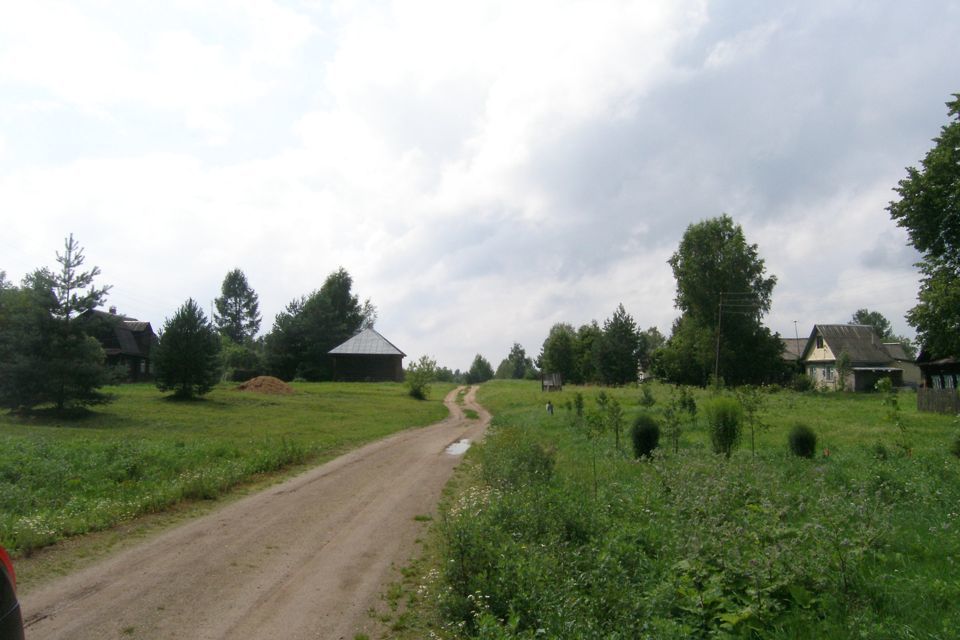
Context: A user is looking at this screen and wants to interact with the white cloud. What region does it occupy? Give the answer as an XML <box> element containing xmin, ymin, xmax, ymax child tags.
<box><xmin>1</xmin><ymin>0</ymin><xmax>957</xmax><ymax>370</ymax></box>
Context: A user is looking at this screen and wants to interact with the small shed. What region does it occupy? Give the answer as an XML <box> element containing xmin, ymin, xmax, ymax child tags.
<box><xmin>916</xmin><ymin>350</ymin><xmax>960</xmax><ymax>414</ymax></box>
<box><xmin>328</xmin><ymin>328</ymin><xmax>406</xmax><ymax>382</ymax></box>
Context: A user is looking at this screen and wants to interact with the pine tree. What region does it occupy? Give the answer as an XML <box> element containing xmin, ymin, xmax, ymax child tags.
<box><xmin>155</xmin><ymin>299</ymin><xmax>222</xmax><ymax>398</ymax></box>
<box><xmin>0</xmin><ymin>235</ymin><xmax>112</xmax><ymax>412</ymax></box>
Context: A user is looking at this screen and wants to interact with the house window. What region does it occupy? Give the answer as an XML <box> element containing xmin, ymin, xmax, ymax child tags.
<box><xmin>934</xmin><ymin>375</ymin><xmax>943</xmax><ymax>389</ymax></box>
<box><xmin>825</xmin><ymin>366</ymin><xmax>834</xmax><ymax>381</ymax></box>
<box><xmin>947</xmin><ymin>375</ymin><xmax>956</xmax><ymax>390</ymax></box>
<box><xmin>816</xmin><ymin>335</ymin><xmax>824</xmax><ymax>349</ymax></box>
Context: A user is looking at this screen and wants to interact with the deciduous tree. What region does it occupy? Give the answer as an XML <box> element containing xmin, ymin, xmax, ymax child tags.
<box><xmin>658</xmin><ymin>215</ymin><xmax>785</xmax><ymax>386</ymax></box>
<box><xmin>888</xmin><ymin>94</ymin><xmax>960</xmax><ymax>358</ymax></box>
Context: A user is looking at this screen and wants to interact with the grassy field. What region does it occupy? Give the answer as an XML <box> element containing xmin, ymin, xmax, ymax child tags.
<box><xmin>0</xmin><ymin>381</ymin><xmax>453</xmax><ymax>557</ymax></box>
<box><xmin>392</xmin><ymin>380</ymin><xmax>960</xmax><ymax>640</ymax></box>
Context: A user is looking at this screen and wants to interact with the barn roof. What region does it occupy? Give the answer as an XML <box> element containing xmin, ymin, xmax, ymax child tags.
<box><xmin>328</xmin><ymin>328</ymin><xmax>406</xmax><ymax>357</ymax></box>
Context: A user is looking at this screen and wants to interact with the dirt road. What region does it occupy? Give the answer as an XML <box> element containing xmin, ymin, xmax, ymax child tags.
<box><xmin>21</xmin><ymin>386</ymin><xmax>490</xmax><ymax>640</ymax></box>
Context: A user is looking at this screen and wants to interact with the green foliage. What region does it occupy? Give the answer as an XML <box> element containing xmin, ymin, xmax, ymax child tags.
<box><xmin>888</xmin><ymin>94</ymin><xmax>960</xmax><ymax>359</ymax></box>
<box><xmin>636</xmin><ymin>325</ymin><xmax>666</xmax><ymax>374</ymax></box>
<box><xmin>431</xmin><ymin>381</ymin><xmax>960</xmax><ymax>639</ymax></box>
<box><xmin>787</xmin><ymin>423</ymin><xmax>817</xmax><ymax>458</ymax></box>
<box><xmin>659</xmin><ymin>215</ymin><xmax>785</xmax><ymax>386</ymax></box>
<box><xmin>494</xmin><ymin>343</ymin><xmax>537</xmax><ymax>380</ymax></box>
<box><xmin>537</xmin><ymin>323</ymin><xmax>577</xmax><ymax>383</ymax></box>
<box><xmin>405</xmin><ymin>355</ymin><xmax>437</xmax><ymax>400</ymax></box>
<box><xmin>220</xmin><ymin>338</ymin><xmax>263</xmax><ymax>382</ymax></box>
<box><xmin>639</xmin><ymin>384</ymin><xmax>656</xmax><ymax>407</ymax></box>
<box><xmin>264</xmin><ymin>268</ymin><xmax>366</xmax><ymax>381</ymax></box>
<box><xmin>704</xmin><ymin>395</ymin><xmax>743</xmax><ymax>458</ymax></box>
<box><xmin>466</xmin><ymin>354</ymin><xmax>494</xmax><ymax>384</ymax></box>
<box><xmin>951</xmin><ymin>432</ymin><xmax>960</xmax><ymax>459</ymax></box>
<box><xmin>876</xmin><ymin>377</ymin><xmax>910</xmax><ymax>454</ymax></box>
<box><xmin>630</xmin><ymin>413</ymin><xmax>660</xmax><ymax>458</ymax></box>
<box><xmin>0</xmin><ymin>235</ymin><xmax>112</xmax><ymax>412</ymax></box>
<box><xmin>791</xmin><ymin>373</ymin><xmax>814</xmax><ymax>392</ymax></box>
<box><xmin>736</xmin><ymin>385</ymin><xmax>767</xmax><ymax>456</ymax></box>
<box><xmin>594</xmin><ymin>303</ymin><xmax>639</xmax><ymax>386</ymax></box>
<box><xmin>154</xmin><ymin>299</ymin><xmax>222</xmax><ymax>399</ymax></box>
<box><xmin>835</xmin><ymin>350</ymin><xmax>852</xmax><ymax>392</ymax></box>
<box><xmin>213</xmin><ymin>268</ymin><xmax>261</xmax><ymax>343</ymax></box>
<box><xmin>573</xmin><ymin>321</ymin><xmax>602</xmax><ymax>384</ymax></box>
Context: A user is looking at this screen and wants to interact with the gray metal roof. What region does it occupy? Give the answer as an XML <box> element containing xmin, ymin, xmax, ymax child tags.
<box><xmin>802</xmin><ymin>324</ymin><xmax>893</xmax><ymax>365</ymax></box>
<box><xmin>328</xmin><ymin>328</ymin><xmax>406</xmax><ymax>357</ymax></box>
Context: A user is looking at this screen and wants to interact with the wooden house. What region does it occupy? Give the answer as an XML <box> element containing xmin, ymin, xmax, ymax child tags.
<box><xmin>916</xmin><ymin>349</ymin><xmax>960</xmax><ymax>413</ymax></box>
<box><xmin>799</xmin><ymin>324</ymin><xmax>904</xmax><ymax>391</ymax></box>
<box><xmin>83</xmin><ymin>307</ymin><xmax>156</xmax><ymax>382</ymax></box>
<box><xmin>328</xmin><ymin>328</ymin><xmax>405</xmax><ymax>382</ymax></box>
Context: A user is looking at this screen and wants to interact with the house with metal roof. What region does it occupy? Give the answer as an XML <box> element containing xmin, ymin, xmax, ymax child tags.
<box><xmin>328</xmin><ymin>328</ymin><xmax>406</xmax><ymax>382</ymax></box>
<box><xmin>799</xmin><ymin>324</ymin><xmax>907</xmax><ymax>391</ymax></box>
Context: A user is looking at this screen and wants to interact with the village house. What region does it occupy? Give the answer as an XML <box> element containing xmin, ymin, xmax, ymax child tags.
<box><xmin>328</xmin><ymin>328</ymin><xmax>406</xmax><ymax>382</ymax></box>
<box><xmin>799</xmin><ymin>324</ymin><xmax>911</xmax><ymax>391</ymax></box>
<box><xmin>82</xmin><ymin>307</ymin><xmax>156</xmax><ymax>382</ymax></box>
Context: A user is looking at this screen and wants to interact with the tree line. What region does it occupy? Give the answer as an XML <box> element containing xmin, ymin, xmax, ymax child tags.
<box><xmin>0</xmin><ymin>238</ymin><xmax>378</xmax><ymax>408</ymax></box>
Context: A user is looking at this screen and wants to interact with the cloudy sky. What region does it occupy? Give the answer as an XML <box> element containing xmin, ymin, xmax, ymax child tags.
<box><xmin>1</xmin><ymin>1</ymin><xmax>958</xmax><ymax>371</ymax></box>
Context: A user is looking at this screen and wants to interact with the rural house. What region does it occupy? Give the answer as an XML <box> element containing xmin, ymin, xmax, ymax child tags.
<box><xmin>799</xmin><ymin>324</ymin><xmax>908</xmax><ymax>391</ymax></box>
<box><xmin>328</xmin><ymin>328</ymin><xmax>406</xmax><ymax>382</ymax></box>
<box><xmin>915</xmin><ymin>349</ymin><xmax>960</xmax><ymax>414</ymax></box>
<box><xmin>83</xmin><ymin>307</ymin><xmax>156</xmax><ymax>382</ymax></box>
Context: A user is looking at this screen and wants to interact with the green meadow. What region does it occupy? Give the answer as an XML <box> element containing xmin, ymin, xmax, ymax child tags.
<box><xmin>0</xmin><ymin>382</ymin><xmax>453</xmax><ymax>555</ymax></box>
<box><xmin>396</xmin><ymin>381</ymin><xmax>960</xmax><ymax>639</ymax></box>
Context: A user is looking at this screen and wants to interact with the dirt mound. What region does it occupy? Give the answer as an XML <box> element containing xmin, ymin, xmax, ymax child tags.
<box><xmin>235</xmin><ymin>376</ymin><xmax>295</xmax><ymax>395</ymax></box>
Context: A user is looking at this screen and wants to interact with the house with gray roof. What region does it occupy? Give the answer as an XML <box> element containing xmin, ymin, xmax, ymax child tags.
<box><xmin>799</xmin><ymin>324</ymin><xmax>908</xmax><ymax>391</ymax></box>
<box><xmin>328</xmin><ymin>328</ymin><xmax>406</xmax><ymax>382</ymax></box>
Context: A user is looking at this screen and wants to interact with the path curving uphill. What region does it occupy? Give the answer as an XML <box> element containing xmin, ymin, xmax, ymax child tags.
<box><xmin>22</xmin><ymin>386</ymin><xmax>490</xmax><ymax>640</ymax></box>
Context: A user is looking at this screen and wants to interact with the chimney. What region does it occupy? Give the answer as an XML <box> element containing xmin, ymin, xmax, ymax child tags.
<box><xmin>109</xmin><ymin>306</ymin><xmax>117</xmax><ymax>315</ymax></box>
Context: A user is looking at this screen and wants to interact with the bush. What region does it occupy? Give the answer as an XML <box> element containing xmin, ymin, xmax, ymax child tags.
<box><xmin>950</xmin><ymin>433</ymin><xmax>960</xmax><ymax>459</ymax></box>
<box><xmin>788</xmin><ymin>423</ymin><xmax>817</xmax><ymax>458</ymax></box>
<box><xmin>791</xmin><ymin>373</ymin><xmax>814</xmax><ymax>392</ymax></box>
<box><xmin>631</xmin><ymin>413</ymin><xmax>660</xmax><ymax>459</ymax></box>
<box><xmin>704</xmin><ymin>396</ymin><xmax>743</xmax><ymax>458</ymax></box>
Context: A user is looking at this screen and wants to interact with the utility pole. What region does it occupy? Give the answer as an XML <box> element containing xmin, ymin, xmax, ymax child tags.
<box><xmin>714</xmin><ymin>292</ymin><xmax>723</xmax><ymax>383</ymax></box>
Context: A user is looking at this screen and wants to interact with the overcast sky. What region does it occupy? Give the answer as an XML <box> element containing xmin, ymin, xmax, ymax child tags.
<box><xmin>1</xmin><ymin>1</ymin><xmax>958</xmax><ymax>371</ymax></box>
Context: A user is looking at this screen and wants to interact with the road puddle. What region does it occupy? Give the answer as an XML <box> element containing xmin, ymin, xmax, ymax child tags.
<box><xmin>445</xmin><ymin>439</ymin><xmax>471</xmax><ymax>455</ymax></box>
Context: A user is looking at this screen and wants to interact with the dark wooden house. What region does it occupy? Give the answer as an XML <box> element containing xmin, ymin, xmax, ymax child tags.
<box><xmin>916</xmin><ymin>349</ymin><xmax>960</xmax><ymax>414</ymax></box>
<box><xmin>83</xmin><ymin>307</ymin><xmax>156</xmax><ymax>382</ymax></box>
<box><xmin>328</xmin><ymin>328</ymin><xmax>405</xmax><ymax>382</ymax></box>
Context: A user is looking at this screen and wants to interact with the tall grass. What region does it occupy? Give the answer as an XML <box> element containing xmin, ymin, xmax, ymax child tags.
<box><xmin>429</xmin><ymin>380</ymin><xmax>960</xmax><ymax>639</ymax></box>
<box><xmin>0</xmin><ymin>382</ymin><xmax>452</xmax><ymax>554</ymax></box>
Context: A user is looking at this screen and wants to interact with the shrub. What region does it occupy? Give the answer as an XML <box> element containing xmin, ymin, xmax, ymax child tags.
<box><xmin>950</xmin><ymin>433</ymin><xmax>960</xmax><ymax>459</ymax></box>
<box><xmin>704</xmin><ymin>396</ymin><xmax>743</xmax><ymax>458</ymax></box>
<box><xmin>631</xmin><ymin>413</ymin><xmax>660</xmax><ymax>459</ymax></box>
<box><xmin>791</xmin><ymin>373</ymin><xmax>814</xmax><ymax>392</ymax></box>
<box><xmin>788</xmin><ymin>423</ymin><xmax>817</xmax><ymax>458</ymax></box>
<box><xmin>639</xmin><ymin>385</ymin><xmax>656</xmax><ymax>407</ymax></box>
<box><xmin>405</xmin><ymin>355</ymin><xmax>437</xmax><ymax>400</ymax></box>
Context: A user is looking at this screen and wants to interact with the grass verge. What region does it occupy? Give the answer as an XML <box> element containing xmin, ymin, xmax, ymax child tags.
<box><xmin>397</xmin><ymin>380</ymin><xmax>960</xmax><ymax>639</ymax></box>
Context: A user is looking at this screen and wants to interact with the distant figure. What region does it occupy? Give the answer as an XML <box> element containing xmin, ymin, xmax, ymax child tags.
<box><xmin>546</xmin><ymin>401</ymin><xmax>554</xmax><ymax>416</ymax></box>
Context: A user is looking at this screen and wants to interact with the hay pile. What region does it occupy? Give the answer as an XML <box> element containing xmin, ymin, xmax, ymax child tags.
<box><xmin>235</xmin><ymin>376</ymin><xmax>295</xmax><ymax>395</ymax></box>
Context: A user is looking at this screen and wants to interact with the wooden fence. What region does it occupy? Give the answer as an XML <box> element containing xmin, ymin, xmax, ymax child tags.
<box><xmin>917</xmin><ymin>387</ymin><xmax>960</xmax><ymax>414</ymax></box>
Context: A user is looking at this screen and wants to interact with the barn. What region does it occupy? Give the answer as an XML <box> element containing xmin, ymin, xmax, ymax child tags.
<box><xmin>328</xmin><ymin>328</ymin><xmax>406</xmax><ymax>382</ymax></box>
